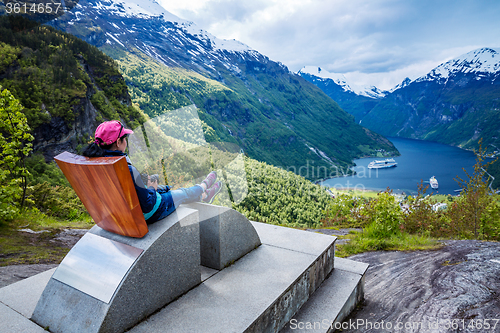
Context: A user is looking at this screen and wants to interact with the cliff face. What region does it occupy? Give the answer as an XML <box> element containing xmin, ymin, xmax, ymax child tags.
<box><xmin>32</xmin><ymin>95</ymin><xmax>100</xmax><ymax>160</ymax></box>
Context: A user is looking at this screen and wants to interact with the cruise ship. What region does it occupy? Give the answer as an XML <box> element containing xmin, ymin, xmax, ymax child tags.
<box><xmin>368</xmin><ymin>158</ymin><xmax>397</xmax><ymax>169</ymax></box>
<box><xmin>430</xmin><ymin>176</ymin><xmax>439</xmax><ymax>190</ymax></box>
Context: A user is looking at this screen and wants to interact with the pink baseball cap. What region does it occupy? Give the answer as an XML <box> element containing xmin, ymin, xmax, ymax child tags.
<box><xmin>95</xmin><ymin>121</ymin><xmax>133</xmax><ymax>145</ymax></box>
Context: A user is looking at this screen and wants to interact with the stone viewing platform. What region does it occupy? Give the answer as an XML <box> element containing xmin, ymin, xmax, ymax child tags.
<box><xmin>0</xmin><ymin>203</ymin><xmax>368</xmax><ymax>333</ymax></box>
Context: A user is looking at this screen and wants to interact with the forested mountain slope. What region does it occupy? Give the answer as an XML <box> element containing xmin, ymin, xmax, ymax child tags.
<box><xmin>299</xmin><ymin>49</ymin><xmax>500</xmax><ymax>186</ymax></box>
<box><xmin>301</xmin><ymin>49</ymin><xmax>500</xmax><ymax>155</ymax></box>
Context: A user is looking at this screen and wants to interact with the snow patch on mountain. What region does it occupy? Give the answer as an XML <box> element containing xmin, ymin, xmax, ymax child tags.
<box><xmin>72</xmin><ymin>0</ymin><xmax>254</xmax><ymax>54</ymax></box>
<box><xmin>298</xmin><ymin>66</ymin><xmax>386</xmax><ymax>99</ymax></box>
<box><xmin>416</xmin><ymin>47</ymin><xmax>500</xmax><ymax>83</ymax></box>
<box><xmin>92</xmin><ymin>0</ymin><xmax>171</xmax><ymax>19</ymax></box>
<box><xmin>390</xmin><ymin>77</ymin><xmax>412</xmax><ymax>92</ymax></box>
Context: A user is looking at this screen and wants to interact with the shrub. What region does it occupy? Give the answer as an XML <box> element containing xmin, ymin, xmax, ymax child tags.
<box><xmin>360</xmin><ymin>190</ymin><xmax>403</xmax><ymax>239</ymax></box>
<box><xmin>322</xmin><ymin>193</ymin><xmax>367</xmax><ymax>228</ymax></box>
<box><xmin>449</xmin><ymin>140</ymin><xmax>498</xmax><ymax>239</ymax></box>
<box><xmin>26</xmin><ymin>182</ymin><xmax>87</xmax><ymax>220</ymax></box>
<box><xmin>402</xmin><ymin>182</ymin><xmax>439</xmax><ymax>236</ymax></box>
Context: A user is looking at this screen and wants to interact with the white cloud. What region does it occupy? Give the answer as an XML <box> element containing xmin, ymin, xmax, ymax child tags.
<box><xmin>158</xmin><ymin>0</ymin><xmax>500</xmax><ymax>89</ymax></box>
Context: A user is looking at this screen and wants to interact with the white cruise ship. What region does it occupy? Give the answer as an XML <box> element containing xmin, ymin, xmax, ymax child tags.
<box><xmin>368</xmin><ymin>158</ymin><xmax>397</xmax><ymax>169</ymax></box>
<box><xmin>430</xmin><ymin>176</ymin><xmax>439</xmax><ymax>190</ymax></box>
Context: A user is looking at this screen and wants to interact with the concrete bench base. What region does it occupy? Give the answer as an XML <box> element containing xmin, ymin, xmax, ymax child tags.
<box><xmin>185</xmin><ymin>202</ymin><xmax>261</xmax><ymax>270</ymax></box>
<box><xmin>31</xmin><ymin>206</ymin><xmax>201</xmax><ymax>333</ymax></box>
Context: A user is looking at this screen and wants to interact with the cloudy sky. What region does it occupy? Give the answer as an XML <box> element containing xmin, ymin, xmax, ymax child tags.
<box><xmin>157</xmin><ymin>0</ymin><xmax>500</xmax><ymax>90</ymax></box>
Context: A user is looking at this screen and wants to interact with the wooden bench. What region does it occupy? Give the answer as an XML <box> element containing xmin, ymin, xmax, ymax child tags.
<box><xmin>54</xmin><ymin>151</ymin><xmax>149</xmax><ymax>238</ymax></box>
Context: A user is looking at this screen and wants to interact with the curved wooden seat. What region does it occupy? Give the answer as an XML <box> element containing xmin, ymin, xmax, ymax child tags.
<box><xmin>54</xmin><ymin>151</ymin><xmax>148</xmax><ymax>238</ymax></box>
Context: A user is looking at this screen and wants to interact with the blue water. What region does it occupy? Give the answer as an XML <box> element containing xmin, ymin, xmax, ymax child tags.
<box><xmin>323</xmin><ymin>137</ymin><xmax>482</xmax><ymax>195</ymax></box>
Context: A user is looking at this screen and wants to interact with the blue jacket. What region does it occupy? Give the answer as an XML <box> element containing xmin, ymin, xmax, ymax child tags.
<box><xmin>103</xmin><ymin>150</ymin><xmax>171</xmax><ymax>224</ymax></box>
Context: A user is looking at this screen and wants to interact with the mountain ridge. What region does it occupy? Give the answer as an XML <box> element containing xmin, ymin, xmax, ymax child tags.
<box><xmin>415</xmin><ymin>47</ymin><xmax>500</xmax><ymax>84</ymax></box>
<box><xmin>58</xmin><ymin>0</ymin><xmax>273</xmax><ymax>77</ymax></box>
<box><xmin>361</xmin><ymin>47</ymin><xmax>500</xmax><ymax>150</ymax></box>
<box><xmin>298</xmin><ymin>66</ymin><xmax>387</xmax><ymax>99</ymax></box>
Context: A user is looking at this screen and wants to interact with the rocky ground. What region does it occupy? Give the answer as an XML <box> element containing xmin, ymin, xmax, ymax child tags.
<box><xmin>0</xmin><ymin>228</ymin><xmax>87</xmax><ymax>288</ymax></box>
<box><xmin>1</xmin><ymin>229</ymin><xmax>499</xmax><ymax>333</ymax></box>
<box><xmin>341</xmin><ymin>240</ymin><xmax>500</xmax><ymax>333</ymax></box>
<box><xmin>306</xmin><ymin>228</ymin><xmax>361</xmax><ymax>245</ymax></box>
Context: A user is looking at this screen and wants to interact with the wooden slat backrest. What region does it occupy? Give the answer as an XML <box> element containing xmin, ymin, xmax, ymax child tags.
<box><xmin>54</xmin><ymin>151</ymin><xmax>148</xmax><ymax>238</ymax></box>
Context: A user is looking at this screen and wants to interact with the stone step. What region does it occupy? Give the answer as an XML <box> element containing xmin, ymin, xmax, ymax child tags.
<box><xmin>280</xmin><ymin>257</ymin><xmax>369</xmax><ymax>333</ymax></box>
<box><xmin>129</xmin><ymin>222</ymin><xmax>336</xmax><ymax>333</ymax></box>
<box><xmin>0</xmin><ymin>268</ymin><xmax>54</xmax><ymax>319</ymax></box>
<box><xmin>0</xmin><ymin>268</ymin><xmax>54</xmax><ymax>333</ymax></box>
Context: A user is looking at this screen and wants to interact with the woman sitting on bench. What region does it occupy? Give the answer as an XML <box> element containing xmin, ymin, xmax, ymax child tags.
<box><xmin>82</xmin><ymin>120</ymin><xmax>222</xmax><ymax>224</ymax></box>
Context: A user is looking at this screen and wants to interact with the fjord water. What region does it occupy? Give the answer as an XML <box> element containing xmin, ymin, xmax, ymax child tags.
<box><xmin>324</xmin><ymin>137</ymin><xmax>483</xmax><ymax>195</ymax></box>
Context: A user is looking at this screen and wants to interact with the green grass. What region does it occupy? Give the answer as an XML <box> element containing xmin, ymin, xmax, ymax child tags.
<box><xmin>0</xmin><ymin>210</ymin><xmax>93</xmax><ymax>266</ymax></box>
<box><xmin>14</xmin><ymin>210</ymin><xmax>93</xmax><ymax>230</ymax></box>
<box><xmin>0</xmin><ymin>229</ymin><xmax>70</xmax><ymax>266</ymax></box>
<box><xmin>336</xmin><ymin>232</ymin><xmax>443</xmax><ymax>257</ymax></box>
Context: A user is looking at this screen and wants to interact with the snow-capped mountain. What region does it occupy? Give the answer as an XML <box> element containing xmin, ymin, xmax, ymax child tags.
<box><xmin>52</xmin><ymin>0</ymin><xmax>278</xmax><ymax>76</ymax></box>
<box><xmin>416</xmin><ymin>47</ymin><xmax>500</xmax><ymax>84</ymax></box>
<box><xmin>298</xmin><ymin>66</ymin><xmax>387</xmax><ymax>99</ymax></box>
<box><xmin>299</xmin><ymin>47</ymin><xmax>500</xmax><ymax>154</ymax></box>
<box><xmin>360</xmin><ymin>47</ymin><xmax>500</xmax><ymax>152</ymax></box>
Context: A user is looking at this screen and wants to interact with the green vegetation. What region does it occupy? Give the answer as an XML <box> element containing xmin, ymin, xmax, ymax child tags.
<box><xmin>235</xmin><ymin>158</ymin><xmax>332</xmax><ymax>228</ymax></box>
<box><xmin>0</xmin><ymin>87</ymin><xmax>33</xmax><ymax>221</ymax></box>
<box><xmin>324</xmin><ymin>146</ymin><xmax>500</xmax><ymax>257</ymax></box>
<box><xmin>0</xmin><ymin>210</ymin><xmax>92</xmax><ymax>266</ymax></box>
<box><xmin>127</xmin><ymin>121</ymin><xmax>333</xmax><ymax>228</ymax></box>
<box><xmin>0</xmin><ymin>151</ymin><xmax>92</xmax><ymax>265</ymax></box>
<box><xmin>0</xmin><ymin>16</ymin><xmax>142</xmax><ymax>229</ymax></box>
<box><xmin>0</xmin><ymin>16</ymin><xmax>146</xmax><ymax>130</ymax></box>
<box><xmin>2</xmin><ymin>121</ymin><xmax>498</xmax><ymax>264</ymax></box>
<box><xmin>0</xmin><ymin>88</ymin><xmax>92</xmax><ymax>266</ymax></box>
<box><xmin>1</xmin><ymin>16</ymin><xmax>497</xmax><ymax>268</ymax></box>
<box><xmin>336</xmin><ymin>232</ymin><xmax>440</xmax><ymax>258</ymax></box>
<box><xmin>1</xmin><ymin>16</ymin><xmax>350</xmax><ymax>264</ymax></box>
<box><xmin>0</xmin><ymin>225</ymin><xmax>71</xmax><ymax>266</ymax></box>
<box><xmin>487</xmin><ymin>158</ymin><xmax>500</xmax><ymax>189</ymax></box>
